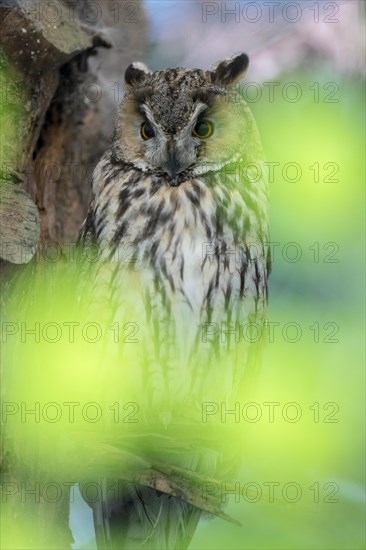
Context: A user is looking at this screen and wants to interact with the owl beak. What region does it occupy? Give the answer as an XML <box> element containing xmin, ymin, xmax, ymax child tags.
<box><xmin>164</xmin><ymin>148</ymin><xmax>180</xmax><ymax>178</ymax></box>
<box><xmin>161</xmin><ymin>141</ymin><xmax>188</xmax><ymax>180</ymax></box>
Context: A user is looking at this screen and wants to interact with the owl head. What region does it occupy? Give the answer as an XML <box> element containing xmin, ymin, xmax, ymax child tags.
<box><xmin>113</xmin><ymin>53</ymin><xmax>258</xmax><ymax>186</ymax></box>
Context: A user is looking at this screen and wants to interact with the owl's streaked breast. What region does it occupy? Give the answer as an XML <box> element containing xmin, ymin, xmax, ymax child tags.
<box><xmin>82</xmin><ymin>152</ymin><xmax>269</xmax><ymax>321</ymax></box>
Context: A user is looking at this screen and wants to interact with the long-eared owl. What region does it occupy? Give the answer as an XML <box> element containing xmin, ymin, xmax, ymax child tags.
<box><xmin>78</xmin><ymin>53</ymin><xmax>270</xmax><ymax>549</ymax></box>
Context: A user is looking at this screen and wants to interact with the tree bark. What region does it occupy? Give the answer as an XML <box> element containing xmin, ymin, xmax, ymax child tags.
<box><xmin>0</xmin><ymin>0</ymin><xmax>148</xmax><ymax>255</ymax></box>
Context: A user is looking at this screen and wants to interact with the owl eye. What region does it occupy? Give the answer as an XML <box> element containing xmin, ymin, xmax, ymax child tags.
<box><xmin>192</xmin><ymin>119</ymin><xmax>214</xmax><ymax>139</ymax></box>
<box><xmin>141</xmin><ymin>121</ymin><xmax>155</xmax><ymax>140</ymax></box>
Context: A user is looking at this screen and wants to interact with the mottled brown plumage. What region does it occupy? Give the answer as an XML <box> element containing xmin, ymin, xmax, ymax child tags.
<box><xmin>79</xmin><ymin>53</ymin><xmax>269</xmax><ymax>549</ymax></box>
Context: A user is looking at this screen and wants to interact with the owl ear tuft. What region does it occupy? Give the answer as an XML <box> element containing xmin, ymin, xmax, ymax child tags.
<box><xmin>124</xmin><ymin>62</ymin><xmax>151</xmax><ymax>87</ymax></box>
<box><xmin>211</xmin><ymin>53</ymin><xmax>249</xmax><ymax>88</ymax></box>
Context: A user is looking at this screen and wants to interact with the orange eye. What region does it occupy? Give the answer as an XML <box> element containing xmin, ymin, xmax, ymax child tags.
<box><xmin>192</xmin><ymin>119</ymin><xmax>214</xmax><ymax>138</ymax></box>
<box><xmin>141</xmin><ymin>121</ymin><xmax>155</xmax><ymax>140</ymax></box>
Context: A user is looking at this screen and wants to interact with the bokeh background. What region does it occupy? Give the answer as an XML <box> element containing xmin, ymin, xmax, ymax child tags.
<box><xmin>1</xmin><ymin>1</ymin><xmax>364</xmax><ymax>549</ymax></box>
